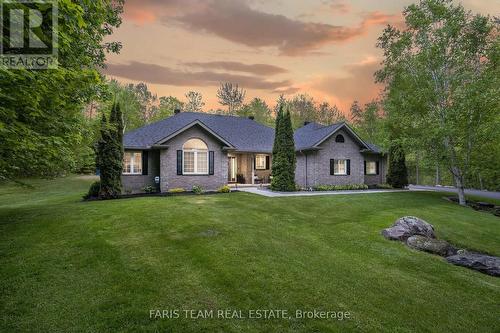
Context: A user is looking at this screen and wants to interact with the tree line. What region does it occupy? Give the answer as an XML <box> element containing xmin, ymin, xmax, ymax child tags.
<box><xmin>1</xmin><ymin>0</ymin><xmax>497</xmax><ymax>199</ymax></box>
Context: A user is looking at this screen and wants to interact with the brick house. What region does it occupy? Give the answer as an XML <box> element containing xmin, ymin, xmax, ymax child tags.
<box><xmin>121</xmin><ymin>110</ymin><xmax>386</xmax><ymax>192</ymax></box>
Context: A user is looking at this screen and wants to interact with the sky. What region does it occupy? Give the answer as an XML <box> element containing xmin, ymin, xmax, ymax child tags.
<box><xmin>103</xmin><ymin>0</ymin><xmax>497</xmax><ymax>115</ymax></box>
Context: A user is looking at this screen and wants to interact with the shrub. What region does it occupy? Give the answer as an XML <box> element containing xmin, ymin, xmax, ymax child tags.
<box><xmin>142</xmin><ymin>185</ymin><xmax>155</xmax><ymax>193</ymax></box>
<box><xmin>270</xmin><ymin>105</ymin><xmax>296</xmax><ymax>191</ymax></box>
<box><xmin>387</xmin><ymin>143</ymin><xmax>408</xmax><ymax>188</ymax></box>
<box><xmin>168</xmin><ymin>188</ymin><xmax>185</xmax><ymax>193</ymax></box>
<box><xmin>217</xmin><ymin>185</ymin><xmax>231</xmax><ymax>193</ymax></box>
<box><xmin>312</xmin><ymin>184</ymin><xmax>368</xmax><ymax>191</ymax></box>
<box><xmin>96</xmin><ymin>103</ymin><xmax>123</xmax><ymax>199</ymax></box>
<box><xmin>377</xmin><ymin>183</ymin><xmax>393</xmax><ymax>189</ymax></box>
<box><xmin>83</xmin><ymin>181</ymin><xmax>101</xmax><ymax>199</ymax></box>
<box><xmin>192</xmin><ymin>185</ymin><xmax>203</xmax><ymax>194</ymax></box>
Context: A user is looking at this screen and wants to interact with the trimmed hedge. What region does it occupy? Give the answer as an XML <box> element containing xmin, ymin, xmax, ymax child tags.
<box><xmin>312</xmin><ymin>184</ymin><xmax>369</xmax><ymax>191</ymax></box>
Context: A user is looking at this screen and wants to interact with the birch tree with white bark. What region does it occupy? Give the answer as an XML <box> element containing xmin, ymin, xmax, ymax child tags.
<box><xmin>376</xmin><ymin>0</ymin><xmax>499</xmax><ymax>205</ymax></box>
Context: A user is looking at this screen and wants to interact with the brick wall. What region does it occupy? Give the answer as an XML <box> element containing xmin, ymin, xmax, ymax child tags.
<box><xmin>159</xmin><ymin>125</ymin><xmax>228</xmax><ymax>192</ymax></box>
<box><xmin>121</xmin><ymin>150</ymin><xmax>160</xmax><ymax>193</ymax></box>
<box><xmin>295</xmin><ymin>129</ymin><xmax>385</xmax><ymax>187</ymax></box>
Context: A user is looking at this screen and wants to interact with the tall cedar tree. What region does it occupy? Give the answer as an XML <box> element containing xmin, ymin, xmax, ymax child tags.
<box><xmin>271</xmin><ymin>106</ymin><xmax>296</xmax><ymax>191</ymax></box>
<box><xmin>96</xmin><ymin>103</ymin><xmax>123</xmax><ymax>198</ymax></box>
<box><xmin>387</xmin><ymin>143</ymin><xmax>408</xmax><ymax>188</ymax></box>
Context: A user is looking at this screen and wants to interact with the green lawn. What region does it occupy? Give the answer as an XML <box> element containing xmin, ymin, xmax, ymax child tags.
<box><xmin>1</xmin><ymin>176</ymin><xmax>499</xmax><ymax>332</ymax></box>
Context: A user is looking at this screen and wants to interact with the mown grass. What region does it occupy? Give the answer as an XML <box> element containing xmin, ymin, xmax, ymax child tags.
<box><xmin>0</xmin><ymin>176</ymin><xmax>499</xmax><ymax>332</ymax></box>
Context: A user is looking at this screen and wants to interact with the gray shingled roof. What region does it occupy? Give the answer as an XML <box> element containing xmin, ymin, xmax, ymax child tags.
<box><xmin>365</xmin><ymin>142</ymin><xmax>383</xmax><ymax>154</ymax></box>
<box><xmin>124</xmin><ymin>113</ymin><xmax>383</xmax><ymax>154</ymax></box>
<box><xmin>293</xmin><ymin>122</ymin><xmax>344</xmax><ymax>150</ymax></box>
<box><xmin>123</xmin><ymin>112</ymin><xmax>275</xmax><ymax>153</ymax></box>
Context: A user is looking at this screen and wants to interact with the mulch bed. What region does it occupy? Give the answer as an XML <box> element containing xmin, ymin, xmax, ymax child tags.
<box><xmin>83</xmin><ymin>190</ymin><xmax>237</xmax><ymax>201</ymax></box>
<box><xmin>444</xmin><ymin>196</ymin><xmax>500</xmax><ymax>217</ymax></box>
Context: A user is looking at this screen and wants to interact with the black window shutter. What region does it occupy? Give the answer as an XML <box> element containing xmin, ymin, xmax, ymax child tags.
<box><xmin>364</xmin><ymin>161</ymin><xmax>367</xmax><ymax>175</ymax></box>
<box><xmin>254</xmin><ymin>156</ymin><xmax>257</xmax><ymax>170</ymax></box>
<box><xmin>330</xmin><ymin>159</ymin><xmax>334</xmax><ymax>175</ymax></box>
<box><xmin>142</xmin><ymin>151</ymin><xmax>148</xmax><ymax>175</ymax></box>
<box><xmin>209</xmin><ymin>151</ymin><xmax>214</xmax><ymax>175</ymax></box>
<box><xmin>347</xmin><ymin>159</ymin><xmax>351</xmax><ymax>175</ymax></box>
<box><xmin>376</xmin><ymin>161</ymin><xmax>380</xmax><ymax>175</ymax></box>
<box><xmin>177</xmin><ymin>150</ymin><xmax>183</xmax><ymax>175</ymax></box>
<box><xmin>265</xmin><ymin>156</ymin><xmax>270</xmax><ymax>170</ymax></box>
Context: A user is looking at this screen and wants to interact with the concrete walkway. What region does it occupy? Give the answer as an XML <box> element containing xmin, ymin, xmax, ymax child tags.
<box><xmin>409</xmin><ymin>185</ymin><xmax>500</xmax><ymax>200</ymax></box>
<box><xmin>235</xmin><ymin>187</ymin><xmax>407</xmax><ymax>197</ymax></box>
<box><xmin>236</xmin><ymin>185</ymin><xmax>500</xmax><ymax>199</ymax></box>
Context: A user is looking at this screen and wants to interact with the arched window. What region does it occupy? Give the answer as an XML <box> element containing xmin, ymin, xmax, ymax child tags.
<box><xmin>183</xmin><ymin>138</ymin><xmax>208</xmax><ymax>174</ymax></box>
<box><xmin>335</xmin><ymin>134</ymin><xmax>345</xmax><ymax>143</ymax></box>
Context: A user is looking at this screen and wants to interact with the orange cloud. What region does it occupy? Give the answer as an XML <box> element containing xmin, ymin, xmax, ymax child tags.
<box><xmin>122</xmin><ymin>0</ymin><xmax>401</xmax><ymax>56</ymax></box>
<box><xmin>104</xmin><ymin>61</ymin><xmax>293</xmax><ymax>91</ymax></box>
<box><xmin>306</xmin><ymin>57</ymin><xmax>383</xmax><ymax>113</ymax></box>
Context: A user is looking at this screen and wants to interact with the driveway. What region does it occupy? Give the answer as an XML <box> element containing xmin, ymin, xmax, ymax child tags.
<box><xmin>408</xmin><ymin>185</ymin><xmax>500</xmax><ymax>200</ymax></box>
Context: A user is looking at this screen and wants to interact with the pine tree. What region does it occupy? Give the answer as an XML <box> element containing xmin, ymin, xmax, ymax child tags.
<box><xmin>271</xmin><ymin>105</ymin><xmax>296</xmax><ymax>191</ymax></box>
<box><xmin>283</xmin><ymin>110</ymin><xmax>296</xmax><ymax>188</ymax></box>
<box><xmin>387</xmin><ymin>143</ymin><xmax>408</xmax><ymax>188</ymax></box>
<box><xmin>95</xmin><ymin>102</ymin><xmax>124</xmax><ymax>198</ymax></box>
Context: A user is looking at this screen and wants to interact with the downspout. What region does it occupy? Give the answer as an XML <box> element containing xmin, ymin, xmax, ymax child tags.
<box><xmin>305</xmin><ymin>151</ymin><xmax>308</xmax><ymax>188</ymax></box>
<box><xmin>300</xmin><ymin>150</ymin><xmax>308</xmax><ymax>188</ymax></box>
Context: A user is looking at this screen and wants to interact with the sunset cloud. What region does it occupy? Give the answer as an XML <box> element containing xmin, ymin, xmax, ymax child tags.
<box><xmin>124</xmin><ymin>0</ymin><xmax>400</xmax><ymax>55</ymax></box>
<box><xmin>183</xmin><ymin>61</ymin><xmax>288</xmax><ymax>75</ymax></box>
<box><xmin>325</xmin><ymin>0</ymin><xmax>351</xmax><ymax>14</ymax></box>
<box><xmin>104</xmin><ymin>61</ymin><xmax>293</xmax><ymax>91</ymax></box>
<box><xmin>310</xmin><ymin>57</ymin><xmax>383</xmax><ymax>109</ymax></box>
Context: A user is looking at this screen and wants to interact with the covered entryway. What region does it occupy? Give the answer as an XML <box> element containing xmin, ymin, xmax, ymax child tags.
<box><xmin>227</xmin><ymin>153</ymin><xmax>271</xmax><ymax>185</ymax></box>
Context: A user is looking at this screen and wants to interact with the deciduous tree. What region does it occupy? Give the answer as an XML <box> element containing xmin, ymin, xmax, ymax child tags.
<box><xmin>217</xmin><ymin>82</ymin><xmax>246</xmax><ymax>114</ymax></box>
<box><xmin>376</xmin><ymin>0</ymin><xmax>499</xmax><ymax>205</ymax></box>
<box><xmin>184</xmin><ymin>91</ymin><xmax>205</xmax><ymax>112</ymax></box>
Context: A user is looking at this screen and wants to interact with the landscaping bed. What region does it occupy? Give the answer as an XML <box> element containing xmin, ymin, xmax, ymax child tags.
<box><xmin>445</xmin><ymin>196</ymin><xmax>500</xmax><ymax>217</ymax></box>
<box><xmin>83</xmin><ymin>189</ymin><xmax>235</xmax><ymax>201</ymax></box>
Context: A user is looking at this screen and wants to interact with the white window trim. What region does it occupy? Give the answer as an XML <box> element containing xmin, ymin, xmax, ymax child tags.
<box><xmin>334</xmin><ymin>159</ymin><xmax>347</xmax><ymax>175</ymax></box>
<box><xmin>255</xmin><ymin>154</ymin><xmax>267</xmax><ymax>170</ymax></box>
<box><xmin>183</xmin><ymin>149</ymin><xmax>209</xmax><ymax>175</ymax></box>
<box><xmin>123</xmin><ymin>151</ymin><xmax>143</xmax><ymax>175</ymax></box>
<box><xmin>366</xmin><ymin>161</ymin><xmax>377</xmax><ymax>175</ymax></box>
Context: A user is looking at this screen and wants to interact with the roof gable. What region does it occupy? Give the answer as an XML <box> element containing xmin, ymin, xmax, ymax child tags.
<box><xmin>294</xmin><ymin>122</ymin><xmax>371</xmax><ymax>151</ymax></box>
<box><xmin>156</xmin><ymin>120</ymin><xmax>234</xmax><ymax>147</ymax></box>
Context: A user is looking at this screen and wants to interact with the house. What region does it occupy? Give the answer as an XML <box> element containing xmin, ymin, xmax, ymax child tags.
<box><xmin>121</xmin><ymin>110</ymin><xmax>386</xmax><ymax>192</ymax></box>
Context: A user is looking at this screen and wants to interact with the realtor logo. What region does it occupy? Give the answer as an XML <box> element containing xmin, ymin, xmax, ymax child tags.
<box><xmin>1</xmin><ymin>0</ymin><xmax>57</xmax><ymax>69</ymax></box>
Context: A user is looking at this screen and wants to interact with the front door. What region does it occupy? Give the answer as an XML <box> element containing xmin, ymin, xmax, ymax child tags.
<box><xmin>228</xmin><ymin>156</ymin><xmax>237</xmax><ymax>182</ymax></box>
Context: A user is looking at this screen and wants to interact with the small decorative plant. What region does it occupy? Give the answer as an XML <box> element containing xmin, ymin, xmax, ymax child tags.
<box><xmin>192</xmin><ymin>185</ymin><xmax>203</xmax><ymax>194</ymax></box>
<box><xmin>168</xmin><ymin>188</ymin><xmax>185</xmax><ymax>193</ymax></box>
<box><xmin>217</xmin><ymin>185</ymin><xmax>231</xmax><ymax>193</ymax></box>
<box><xmin>142</xmin><ymin>185</ymin><xmax>155</xmax><ymax>193</ymax></box>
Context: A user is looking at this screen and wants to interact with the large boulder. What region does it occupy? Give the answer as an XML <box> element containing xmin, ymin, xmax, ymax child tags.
<box><xmin>446</xmin><ymin>253</ymin><xmax>500</xmax><ymax>277</ymax></box>
<box><xmin>382</xmin><ymin>216</ymin><xmax>435</xmax><ymax>241</ymax></box>
<box><xmin>406</xmin><ymin>235</ymin><xmax>457</xmax><ymax>257</ymax></box>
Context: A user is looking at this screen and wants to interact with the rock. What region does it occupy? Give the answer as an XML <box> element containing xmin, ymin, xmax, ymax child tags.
<box><xmin>382</xmin><ymin>216</ymin><xmax>435</xmax><ymax>241</ymax></box>
<box><xmin>477</xmin><ymin>202</ymin><xmax>494</xmax><ymax>208</ymax></box>
<box><xmin>446</xmin><ymin>253</ymin><xmax>500</xmax><ymax>277</ymax></box>
<box><xmin>494</xmin><ymin>207</ymin><xmax>500</xmax><ymax>217</ymax></box>
<box><xmin>406</xmin><ymin>235</ymin><xmax>457</xmax><ymax>257</ymax></box>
